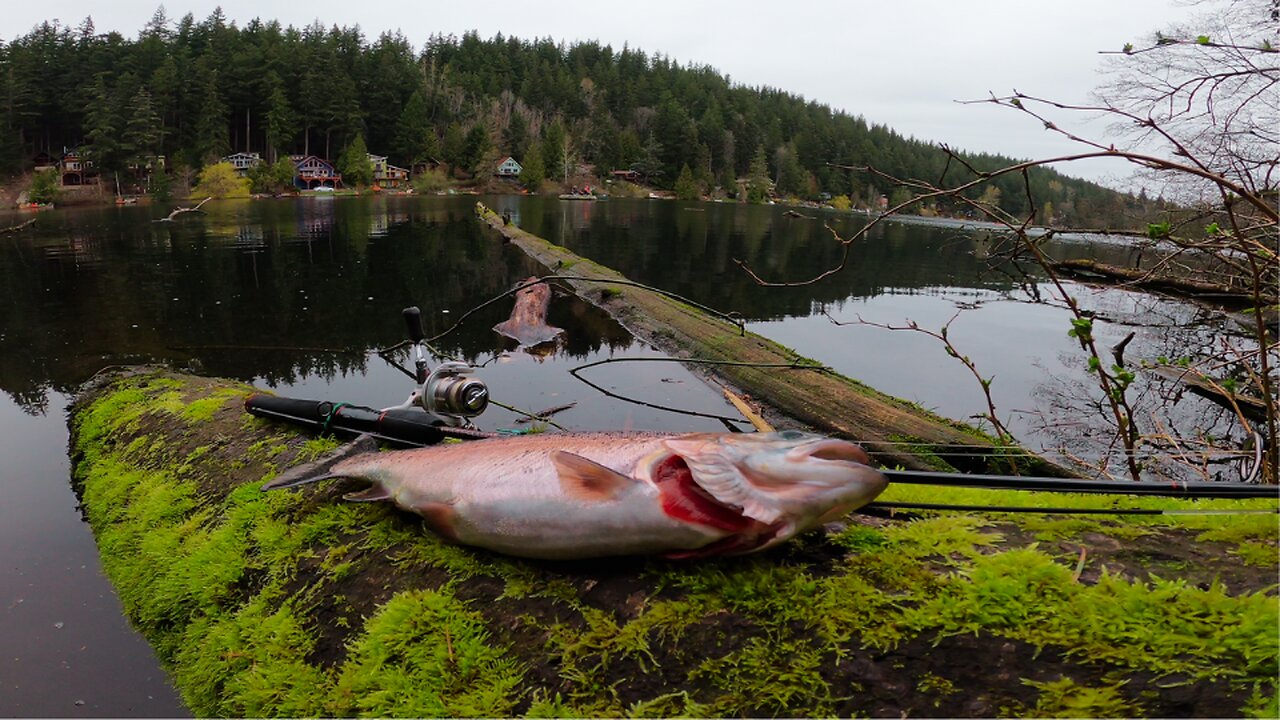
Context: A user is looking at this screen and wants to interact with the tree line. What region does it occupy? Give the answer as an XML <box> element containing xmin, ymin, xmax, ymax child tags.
<box><xmin>0</xmin><ymin>8</ymin><xmax>1153</xmax><ymax>223</ymax></box>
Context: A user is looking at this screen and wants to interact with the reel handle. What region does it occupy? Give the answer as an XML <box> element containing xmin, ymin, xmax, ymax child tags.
<box><xmin>402</xmin><ymin>306</ymin><xmax>425</xmax><ymax>343</ymax></box>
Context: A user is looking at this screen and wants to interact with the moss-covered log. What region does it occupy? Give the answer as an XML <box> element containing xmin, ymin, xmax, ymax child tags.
<box><xmin>475</xmin><ymin>202</ymin><xmax>1063</xmax><ymax>476</ymax></box>
<box><xmin>71</xmin><ymin>368</ymin><xmax>1278</xmax><ymax>717</ymax></box>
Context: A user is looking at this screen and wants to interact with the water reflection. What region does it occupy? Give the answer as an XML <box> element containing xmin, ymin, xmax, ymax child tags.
<box><xmin>0</xmin><ymin>195</ymin><xmax>1259</xmax><ymax>474</ymax></box>
<box><xmin>0</xmin><ymin>197</ymin><xmax>637</xmax><ymax>413</ymax></box>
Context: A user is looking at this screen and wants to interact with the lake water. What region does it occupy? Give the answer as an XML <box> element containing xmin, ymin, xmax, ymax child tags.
<box><xmin>0</xmin><ymin>195</ymin><xmax>1241</xmax><ymax>714</ymax></box>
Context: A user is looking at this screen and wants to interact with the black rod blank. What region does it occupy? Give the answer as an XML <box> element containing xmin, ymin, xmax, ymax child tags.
<box><xmin>882</xmin><ymin>469</ymin><xmax>1279</xmax><ymax>499</ymax></box>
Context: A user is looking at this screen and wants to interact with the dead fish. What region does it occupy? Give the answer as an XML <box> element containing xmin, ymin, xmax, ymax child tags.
<box><xmin>493</xmin><ymin>277</ymin><xmax>563</xmax><ymax>348</ymax></box>
<box><xmin>262</xmin><ymin>430</ymin><xmax>888</xmax><ymax>560</ymax></box>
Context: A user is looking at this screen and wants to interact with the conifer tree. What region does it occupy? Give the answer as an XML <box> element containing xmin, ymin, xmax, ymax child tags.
<box><xmin>338</xmin><ymin>133</ymin><xmax>374</xmax><ymax>187</ymax></box>
<box><xmin>674</xmin><ymin>164</ymin><xmax>699</xmax><ymax>200</ymax></box>
<box><xmin>520</xmin><ymin>140</ymin><xmax>545</xmax><ymax>190</ymax></box>
<box><xmin>747</xmin><ymin>145</ymin><xmax>771</xmax><ymax>203</ymax></box>
<box><xmin>394</xmin><ymin>88</ymin><xmax>433</xmax><ymax>166</ymax></box>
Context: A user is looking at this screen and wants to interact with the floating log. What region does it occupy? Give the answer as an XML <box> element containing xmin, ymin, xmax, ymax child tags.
<box><xmin>1050</xmin><ymin>258</ymin><xmax>1256</xmax><ymax>304</ymax></box>
<box><xmin>69</xmin><ymin>368</ymin><xmax>1280</xmax><ymax>718</ymax></box>
<box><xmin>476</xmin><ymin>202</ymin><xmax>1067</xmax><ymax>476</ymax></box>
<box><xmin>1150</xmin><ymin>365</ymin><xmax>1271</xmax><ymax>423</ymax></box>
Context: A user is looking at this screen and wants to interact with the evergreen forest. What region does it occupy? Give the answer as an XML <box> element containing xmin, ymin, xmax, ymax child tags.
<box><xmin>0</xmin><ymin>9</ymin><xmax>1147</xmax><ymax>223</ymax></box>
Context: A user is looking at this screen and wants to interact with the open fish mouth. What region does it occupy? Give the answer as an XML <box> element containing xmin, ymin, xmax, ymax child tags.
<box><xmin>795</xmin><ymin>437</ymin><xmax>871</xmax><ymax>465</ymax></box>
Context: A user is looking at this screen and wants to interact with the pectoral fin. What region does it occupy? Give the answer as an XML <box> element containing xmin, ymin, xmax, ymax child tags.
<box><xmin>552</xmin><ymin>451</ymin><xmax>637</xmax><ymax>502</ymax></box>
<box><xmin>343</xmin><ymin>485</ymin><xmax>393</xmax><ymax>503</ymax></box>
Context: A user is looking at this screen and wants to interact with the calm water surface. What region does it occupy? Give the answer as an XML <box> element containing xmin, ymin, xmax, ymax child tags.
<box><xmin>0</xmin><ymin>195</ymin><xmax>1234</xmax><ymax>714</ymax></box>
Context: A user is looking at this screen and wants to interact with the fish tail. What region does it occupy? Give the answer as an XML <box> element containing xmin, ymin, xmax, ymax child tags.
<box><xmin>262</xmin><ymin>434</ymin><xmax>378</xmax><ymax>491</ymax></box>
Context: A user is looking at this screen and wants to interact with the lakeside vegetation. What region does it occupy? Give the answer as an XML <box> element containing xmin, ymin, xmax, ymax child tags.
<box><xmin>0</xmin><ymin>9</ymin><xmax>1157</xmax><ymax>222</ymax></box>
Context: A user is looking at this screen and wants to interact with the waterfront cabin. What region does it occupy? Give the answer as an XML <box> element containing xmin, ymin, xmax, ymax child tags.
<box><xmin>290</xmin><ymin>155</ymin><xmax>343</xmax><ymax>190</ymax></box>
<box><xmin>32</xmin><ymin>152</ymin><xmax>57</xmax><ymax>171</ymax></box>
<box><xmin>221</xmin><ymin>152</ymin><xmax>261</xmax><ymax>177</ymax></box>
<box><xmin>59</xmin><ymin>148</ymin><xmax>98</xmax><ymax>186</ymax></box>
<box><xmin>495</xmin><ymin>156</ymin><xmax>522</xmax><ymax>178</ymax></box>
<box><xmin>609</xmin><ymin>169</ymin><xmax>640</xmax><ymax>182</ymax></box>
<box><xmin>368</xmin><ymin>154</ymin><xmax>410</xmax><ymax>188</ymax></box>
<box><xmin>411</xmin><ymin>158</ymin><xmax>444</xmax><ymax>177</ymax></box>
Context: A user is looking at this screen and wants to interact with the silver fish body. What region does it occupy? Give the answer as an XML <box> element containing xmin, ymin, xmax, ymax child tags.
<box><xmin>264</xmin><ymin>430</ymin><xmax>887</xmax><ymax>560</ymax></box>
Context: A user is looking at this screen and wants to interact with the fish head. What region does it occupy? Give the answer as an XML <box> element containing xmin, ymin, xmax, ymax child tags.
<box><xmin>659</xmin><ymin>430</ymin><xmax>887</xmax><ymax>551</ymax></box>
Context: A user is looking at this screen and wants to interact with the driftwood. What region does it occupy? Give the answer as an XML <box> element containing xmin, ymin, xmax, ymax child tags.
<box><xmin>1050</xmin><ymin>258</ymin><xmax>1254</xmax><ymax>302</ymax></box>
<box><xmin>154</xmin><ymin>196</ymin><xmax>212</xmax><ymax>222</ymax></box>
<box><xmin>0</xmin><ymin>218</ymin><xmax>36</xmax><ymax>233</ymax></box>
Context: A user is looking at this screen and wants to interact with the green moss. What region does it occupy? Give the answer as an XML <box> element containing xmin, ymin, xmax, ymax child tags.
<box><xmin>917</xmin><ymin>672</ymin><xmax>958</xmax><ymax>697</ymax></box>
<box><xmin>692</xmin><ymin>636</ymin><xmax>834</xmax><ymax>716</ymax></box>
<box><xmin>181</xmin><ymin>387</ymin><xmax>246</xmax><ymax>423</ymax></box>
<box><xmin>898</xmin><ymin>549</ymin><xmax>1278</xmax><ymax>683</ymax></box>
<box><xmin>1243</xmin><ymin>682</ymin><xmax>1280</xmax><ymax>719</ymax></box>
<box><xmin>171</xmin><ymin>590</ymin><xmax>328</xmax><ymax>717</ymax></box>
<box><xmin>625</xmin><ymin>690</ymin><xmax>714</xmax><ymax>718</ymax></box>
<box><xmin>1017</xmin><ymin>677</ymin><xmax>1142</xmax><ymax>718</ymax></box>
<box><xmin>70</xmin><ymin>371</ymin><xmax>1280</xmax><ymax>717</ymax></box>
<box><xmin>300</xmin><ymin>435</ymin><xmax>342</xmax><ymax>460</ymax></box>
<box><xmin>1232</xmin><ymin>541</ymin><xmax>1279</xmax><ymax>567</ymax></box>
<box><xmin>333</xmin><ymin>588</ymin><xmax>524</xmax><ymax>717</ymax></box>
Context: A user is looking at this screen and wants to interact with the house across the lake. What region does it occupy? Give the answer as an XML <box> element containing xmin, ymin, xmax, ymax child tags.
<box><xmin>221</xmin><ymin>152</ymin><xmax>261</xmax><ymax>177</ymax></box>
<box><xmin>495</xmin><ymin>156</ymin><xmax>522</xmax><ymax>177</ymax></box>
<box><xmin>59</xmin><ymin>148</ymin><xmax>98</xmax><ymax>186</ymax></box>
<box><xmin>290</xmin><ymin>155</ymin><xmax>343</xmax><ymax>190</ymax></box>
<box><xmin>368</xmin><ymin>154</ymin><xmax>410</xmax><ymax>189</ymax></box>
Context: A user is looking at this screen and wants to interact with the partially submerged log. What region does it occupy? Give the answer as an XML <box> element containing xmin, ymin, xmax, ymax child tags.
<box><xmin>69</xmin><ymin>368</ymin><xmax>1279</xmax><ymax>717</ymax></box>
<box><xmin>1150</xmin><ymin>364</ymin><xmax>1271</xmax><ymax>424</ymax></box>
<box><xmin>474</xmin><ymin>202</ymin><xmax>1061</xmax><ymax>476</ymax></box>
<box><xmin>1051</xmin><ymin>258</ymin><xmax>1257</xmax><ymax>305</ymax></box>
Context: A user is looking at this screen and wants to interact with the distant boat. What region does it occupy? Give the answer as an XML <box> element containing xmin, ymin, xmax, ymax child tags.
<box><xmin>17</xmin><ymin>202</ymin><xmax>52</xmax><ymax>210</ymax></box>
<box><xmin>559</xmin><ymin>193</ymin><xmax>597</xmax><ymax>201</ymax></box>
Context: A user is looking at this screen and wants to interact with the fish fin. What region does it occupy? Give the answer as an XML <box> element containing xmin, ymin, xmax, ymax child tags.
<box><xmin>262</xmin><ymin>434</ymin><xmax>379</xmax><ymax>491</ymax></box>
<box><xmin>343</xmin><ymin>485</ymin><xmax>393</xmax><ymax>503</ymax></box>
<box><xmin>492</xmin><ymin>320</ymin><xmax>519</xmax><ymax>340</ymax></box>
<box><xmin>416</xmin><ymin>502</ymin><xmax>460</xmax><ymax>542</ymax></box>
<box><xmin>662</xmin><ymin>437</ymin><xmax>784</xmax><ymax>524</ymax></box>
<box><xmin>551</xmin><ymin>451</ymin><xmax>637</xmax><ymax>502</ymax></box>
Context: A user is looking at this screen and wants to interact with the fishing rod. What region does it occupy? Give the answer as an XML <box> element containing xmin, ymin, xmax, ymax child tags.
<box><xmin>244</xmin><ymin>304</ymin><xmax>1279</xmax><ymax>505</ymax></box>
<box><xmin>864</xmin><ymin>501</ymin><xmax>1277</xmax><ymax>516</ymax></box>
<box><xmin>881</xmin><ymin>468</ymin><xmax>1278</xmax><ymax>499</ymax></box>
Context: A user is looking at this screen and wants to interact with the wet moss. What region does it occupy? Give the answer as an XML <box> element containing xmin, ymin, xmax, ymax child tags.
<box><xmin>70</xmin><ymin>369</ymin><xmax>1278</xmax><ymax>717</ymax></box>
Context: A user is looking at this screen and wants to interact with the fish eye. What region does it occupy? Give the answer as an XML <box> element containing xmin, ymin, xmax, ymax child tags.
<box><xmin>777</xmin><ymin>430</ymin><xmax>806</xmax><ymax>440</ymax></box>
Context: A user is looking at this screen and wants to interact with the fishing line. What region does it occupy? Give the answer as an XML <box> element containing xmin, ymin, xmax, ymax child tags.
<box><xmin>568</xmin><ymin>356</ymin><xmax>831</xmax><ymax>426</ymax></box>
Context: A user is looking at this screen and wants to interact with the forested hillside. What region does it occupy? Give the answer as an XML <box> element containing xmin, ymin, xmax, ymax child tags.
<box><xmin>0</xmin><ymin>9</ymin><xmax>1146</xmax><ymax>222</ymax></box>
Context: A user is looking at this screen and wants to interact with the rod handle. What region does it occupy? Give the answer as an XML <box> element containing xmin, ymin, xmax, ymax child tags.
<box><xmin>403</xmin><ymin>306</ymin><xmax>424</xmax><ymax>342</ymax></box>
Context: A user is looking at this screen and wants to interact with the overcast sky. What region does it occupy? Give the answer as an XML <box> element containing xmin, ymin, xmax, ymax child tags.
<box><xmin>2</xmin><ymin>1</ymin><xmax>1196</xmax><ymax>185</ymax></box>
